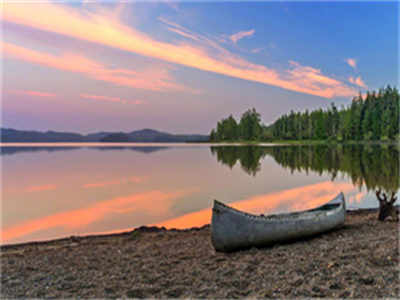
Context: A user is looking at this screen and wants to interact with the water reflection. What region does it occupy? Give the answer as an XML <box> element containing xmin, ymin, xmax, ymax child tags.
<box><xmin>155</xmin><ymin>181</ymin><xmax>356</xmax><ymax>229</ymax></box>
<box><xmin>94</xmin><ymin>146</ymin><xmax>170</xmax><ymax>153</ymax></box>
<box><xmin>2</xmin><ymin>190</ymin><xmax>193</xmax><ymax>242</ymax></box>
<box><xmin>1</xmin><ymin>146</ymin><xmax>82</xmax><ymax>155</ymax></box>
<box><xmin>210</xmin><ymin>144</ymin><xmax>400</xmax><ymax>192</ymax></box>
<box><xmin>210</xmin><ymin>146</ymin><xmax>267</xmax><ymax>176</ymax></box>
<box><xmin>2</xmin><ymin>144</ymin><xmax>398</xmax><ymax>244</ymax></box>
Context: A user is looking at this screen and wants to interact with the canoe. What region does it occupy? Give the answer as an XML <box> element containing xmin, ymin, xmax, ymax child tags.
<box><xmin>211</xmin><ymin>192</ymin><xmax>346</xmax><ymax>252</ymax></box>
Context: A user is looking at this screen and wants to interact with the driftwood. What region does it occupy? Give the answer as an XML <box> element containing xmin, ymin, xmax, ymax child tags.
<box><xmin>376</xmin><ymin>189</ymin><xmax>398</xmax><ymax>221</ymax></box>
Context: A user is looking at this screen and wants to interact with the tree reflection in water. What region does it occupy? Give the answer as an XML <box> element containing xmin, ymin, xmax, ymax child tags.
<box><xmin>210</xmin><ymin>144</ymin><xmax>399</xmax><ymax>218</ymax></box>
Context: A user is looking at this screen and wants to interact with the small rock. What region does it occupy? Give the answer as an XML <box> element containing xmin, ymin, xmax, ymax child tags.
<box><xmin>312</xmin><ymin>286</ymin><xmax>327</xmax><ymax>296</ymax></box>
<box><xmin>291</xmin><ymin>276</ymin><xmax>304</xmax><ymax>286</ymax></box>
<box><xmin>64</xmin><ymin>275</ymin><xmax>76</xmax><ymax>281</ymax></box>
<box><xmin>58</xmin><ymin>282</ymin><xmax>73</xmax><ymax>290</ymax></box>
<box><xmin>329</xmin><ymin>282</ymin><xmax>341</xmax><ymax>289</ymax></box>
<box><xmin>166</xmin><ymin>287</ymin><xmax>185</xmax><ymax>297</ymax></box>
<box><xmin>327</xmin><ymin>262</ymin><xmax>337</xmax><ymax>268</ymax></box>
<box><xmin>359</xmin><ymin>277</ymin><xmax>375</xmax><ymax>285</ymax></box>
<box><xmin>104</xmin><ymin>287</ymin><xmax>115</xmax><ymax>294</ymax></box>
<box><xmin>340</xmin><ymin>290</ymin><xmax>351</xmax><ymax>297</ymax></box>
<box><xmin>126</xmin><ymin>288</ymin><xmax>146</xmax><ymax>298</ymax></box>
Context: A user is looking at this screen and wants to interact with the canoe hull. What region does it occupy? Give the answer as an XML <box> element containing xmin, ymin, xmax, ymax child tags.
<box><xmin>211</xmin><ymin>193</ymin><xmax>346</xmax><ymax>252</ymax></box>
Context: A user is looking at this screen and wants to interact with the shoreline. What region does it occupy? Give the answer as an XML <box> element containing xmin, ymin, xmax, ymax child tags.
<box><xmin>1</xmin><ymin>140</ymin><xmax>398</xmax><ymax>147</ymax></box>
<box><xmin>1</xmin><ymin>207</ymin><xmax>381</xmax><ymax>249</ymax></box>
<box><xmin>208</xmin><ymin>140</ymin><xmax>399</xmax><ymax>146</ymax></box>
<box><xmin>0</xmin><ymin>142</ymin><xmax>283</xmax><ymax>147</ymax></box>
<box><xmin>0</xmin><ymin>225</ymin><xmax>208</xmax><ymax>250</ymax></box>
<box><xmin>2</xmin><ymin>208</ymin><xmax>398</xmax><ymax>298</ymax></box>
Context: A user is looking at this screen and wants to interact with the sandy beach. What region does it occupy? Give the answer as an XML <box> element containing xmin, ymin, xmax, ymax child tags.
<box><xmin>1</xmin><ymin>209</ymin><xmax>398</xmax><ymax>298</ymax></box>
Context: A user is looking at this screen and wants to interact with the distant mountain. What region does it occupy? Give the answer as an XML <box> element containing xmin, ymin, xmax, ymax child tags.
<box><xmin>0</xmin><ymin>128</ymin><xmax>86</xmax><ymax>142</ymax></box>
<box><xmin>100</xmin><ymin>128</ymin><xmax>209</xmax><ymax>142</ymax></box>
<box><xmin>85</xmin><ymin>132</ymin><xmax>116</xmax><ymax>142</ymax></box>
<box><xmin>1</xmin><ymin>128</ymin><xmax>209</xmax><ymax>143</ymax></box>
<box><xmin>100</xmin><ymin>132</ymin><xmax>131</xmax><ymax>142</ymax></box>
<box><xmin>0</xmin><ymin>146</ymin><xmax>170</xmax><ymax>156</ymax></box>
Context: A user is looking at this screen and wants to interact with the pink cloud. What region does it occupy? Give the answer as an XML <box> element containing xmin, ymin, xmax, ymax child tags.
<box><xmin>80</xmin><ymin>94</ymin><xmax>127</xmax><ymax>104</ymax></box>
<box><xmin>229</xmin><ymin>29</ymin><xmax>255</xmax><ymax>43</ymax></box>
<box><xmin>346</xmin><ymin>58</ymin><xmax>357</xmax><ymax>69</ymax></box>
<box><xmin>3</xmin><ymin>42</ymin><xmax>193</xmax><ymax>93</ymax></box>
<box><xmin>284</xmin><ymin>61</ymin><xmax>356</xmax><ymax>98</ymax></box>
<box><xmin>349</xmin><ymin>76</ymin><xmax>367</xmax><ymax>88</ymax></box>
<box><xmin>27</xmin><ymin>184</ymin><xmax>57</xmax><ymax>193</ymax></box>
<box><xmin>9</xmin><ymin>90</ymin><xmax>56</xmax><ymax>98</ymax></box>
<box><xmin>80</xmin><ymin>93</ymin><xmax>144</xmax><ymax>105</ymax></box>
<box><xmin>3</xmin><ymin>3</ymin><xmax>356</xmax><ymax>98</ymax></box>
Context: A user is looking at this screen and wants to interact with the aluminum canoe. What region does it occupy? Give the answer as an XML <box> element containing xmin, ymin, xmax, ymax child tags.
<box><xmin>211</xmin><ymin>192</ymin><xmax>346</xmax><ymax>252</ymax></box>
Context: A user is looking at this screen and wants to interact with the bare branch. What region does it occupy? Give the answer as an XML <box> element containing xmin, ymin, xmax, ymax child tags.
<box><xmin>376</xmin><ymin>189</ymin><xmax>384</xmax><ymax>202</ymax></box>
<box><xmin>390</xmin><ymin>192</ymin><xmax>397</xmax><ymax>204</ymax></box>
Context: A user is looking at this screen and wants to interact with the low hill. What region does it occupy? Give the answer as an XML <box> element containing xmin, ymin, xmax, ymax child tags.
<box><xmin>0</xmin><ymin>128</ymin><xmax>86</xmax><ymax>142</ymax></box>
<box><xmin>1</xmin><ymin>128</ymin><xmax>209</xmax><ymax>143</ymax></box>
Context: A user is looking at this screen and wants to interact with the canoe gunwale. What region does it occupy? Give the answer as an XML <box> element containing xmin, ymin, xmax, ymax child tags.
<box><xmin>212</xmin><ymin>193</ymin><xmax>344</xmax><ymax>222</ymax></box>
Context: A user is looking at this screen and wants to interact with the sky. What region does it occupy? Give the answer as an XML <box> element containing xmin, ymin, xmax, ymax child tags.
<box><xmin>2</xmin><ymin>1</ymin><xmax>398</xmax><ymax>134</ymax></box>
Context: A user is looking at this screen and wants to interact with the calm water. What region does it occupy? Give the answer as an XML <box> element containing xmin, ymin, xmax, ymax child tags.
<box><xmin>1</xmin><ymin>143</ymin><xmax>399</xmax><ymax>245</ymax></box>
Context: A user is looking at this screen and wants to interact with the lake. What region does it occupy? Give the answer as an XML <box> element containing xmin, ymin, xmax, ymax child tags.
<box><xmin>1</xmin><ymin>143</ymin><xmax>399</xmax><ymax>245</ymax></box>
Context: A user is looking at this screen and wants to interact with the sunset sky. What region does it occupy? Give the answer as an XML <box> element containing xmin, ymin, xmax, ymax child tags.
<box><xmin>2</xmin><ymin>1</ymin><xmax>398</xmax><ymax>134</ymax></box>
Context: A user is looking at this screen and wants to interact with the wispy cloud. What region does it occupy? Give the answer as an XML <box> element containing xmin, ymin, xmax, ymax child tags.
<box><xmin>3</xmin><ymin>3</ymin><xmax>357</xmax><ymax>98</ymax></box>
<box><xmin>346</xmin><ymin>58</ymin><xmax>357</xmax><ymax>69</ymax></box>
<box><xmin>3</xmin><ymin>42</ymin><xmax>191</xmax><ymax>93</ymax></box>
<box><xmin>162</xmin><ymin>0</ymin><xmax>180</xmax><ymax>12</ymax></box>
<box><xmin>80</xmin><ymin>94</ymin><xmax>144</xmax><ymax>105</ymax></box>
<box><xmin>349</xmin><ymin>76</ymin><xmax>367</xmax><ymax>88</ymax></box>
<box><xmin>27</xmin><ymin>184</ymin><xmax>57</xmax><ymax>193</ymax></box>
<box><xmin>251</xmin><ymin>47</ymin><xmax>264</xmax><ymax>54</ymax></box>
<box><xmin>229</xmin><ymin>29</ymin><xmax>255</xmax><ymax>44</ymax></box>
<box><xmin>9</xmin><ymin>90</ymin><xmax>56</xmax><ymax>98</ymax></box>
<box><xmin>283</xmin><ymin>61</ymin><xmax>356</xmax><ymax>98</ymax></box>
<box><xmin>159</xmin><ymin>17</ymin><xmax>201</xmax><ymax>42</ymax></box>
<box><xmin>166</xmin><ymin>26</ymin><xmax>201</xmax><ymax>42</ymax></box>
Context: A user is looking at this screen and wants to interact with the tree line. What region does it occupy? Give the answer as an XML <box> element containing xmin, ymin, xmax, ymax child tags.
<box><xmin>210</xmin><ymin>86</ymin><xmax>399</xmax><ymax>142</ymax></box>
<box><xmin>209</xmin><ymin>108</ymin><xmax>264</xmax><ymax>141</ymax></box>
